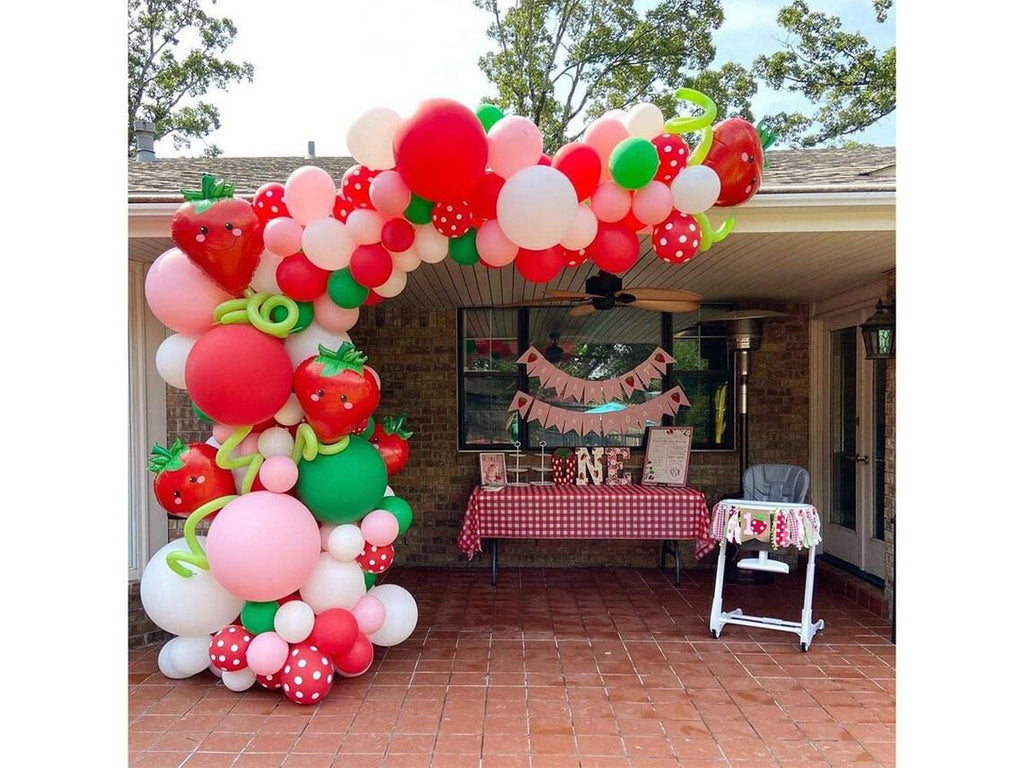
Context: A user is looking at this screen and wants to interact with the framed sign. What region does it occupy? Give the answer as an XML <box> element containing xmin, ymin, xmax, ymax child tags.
<box><xmin>642</xmin><ymin>426</ymin><xmax>693</xmax><ymax>486</ymax></box>
<box><xmin>479</xmin><ymin>453</ymin><xmax>507</xmax><ymax>486</ymax></box>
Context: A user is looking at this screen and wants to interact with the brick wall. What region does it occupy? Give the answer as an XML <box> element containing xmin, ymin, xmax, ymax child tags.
<box><xmin>884</xmin><ymin>271</ymin><xmax>896</xmax><ymax>623</ymax></box>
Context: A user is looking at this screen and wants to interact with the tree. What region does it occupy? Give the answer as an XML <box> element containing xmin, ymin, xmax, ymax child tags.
<box><xmin>753</xmin><ymin>0</ymin><xmax>895</xmax><ymax>147</ymax></box>
<box><xmin>128</xmin><ymin>0</ymin><xmax>254</xmax><ymax>157</ymax></box>
<box><xmin>474</xmin><ymin>0</ymin><xmax>757</xmax><ymax>151</ymax></box>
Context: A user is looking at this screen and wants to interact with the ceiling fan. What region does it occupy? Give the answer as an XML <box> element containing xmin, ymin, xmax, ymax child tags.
<box><xmin>672</xmin><ymin>309</ymin><xmax>790</xmax><ymax>335</ymax></box>
<box><xmin>498</xmin><ymin>270</ymin><xmax>702</xmax><ymax>317</ymax></box>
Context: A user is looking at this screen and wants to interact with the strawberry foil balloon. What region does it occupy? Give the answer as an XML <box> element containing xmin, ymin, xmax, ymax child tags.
<box><xmin>148</xmin><ymin>440</ymin><xmax>236</xmax><ymax>518</ymax></box>
<box><xmin>701</xmin><ymin>118</ymin><xmax>776</xmax><ymax>207</ymax></box>
<box><xmin>171</xmin><ymin>174</ymin><xmax>264</xmax><ymax>295</ymax></box>
<box><xmin>293</xmin><ymin>343</ymin><xmax>381</xmax><ymax>443</ymax></box>
<box><xmin>369</xmin><ymin>415</ymin><xmax>413</xmax><ymax>475</ymax></box>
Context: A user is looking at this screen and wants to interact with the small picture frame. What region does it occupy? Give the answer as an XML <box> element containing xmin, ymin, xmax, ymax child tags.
<box><xmin>479</xmin><ymin>452</ymin><xmax>507</xmax><ymax>486</ymax></box>
<box><xmin>642</xmin><ymin>426</ymin><xmax>694</xmax><ymax>486</ymax></box>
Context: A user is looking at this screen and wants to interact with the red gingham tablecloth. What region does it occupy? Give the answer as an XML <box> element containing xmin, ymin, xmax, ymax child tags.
<box><xmin>457</xmin><ymin>484</ymin><xmax>713</xmax><ymax>558</ymax></box>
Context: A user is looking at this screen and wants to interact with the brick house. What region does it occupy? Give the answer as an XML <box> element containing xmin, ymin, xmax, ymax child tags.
<box><xmin>128</xmin><ymin>149</ymin><xmax>895</xmax><ymax>647</ymax></box>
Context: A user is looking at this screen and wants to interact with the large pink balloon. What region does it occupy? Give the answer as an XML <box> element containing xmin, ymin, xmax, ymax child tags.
<box><xmin>206</xmin><ymin>492</ymin><xmax>321</xmax><ymax>602</ymax></box>
<box><xmin>476</xmin><ymin>220</ymin><xmax>518</xmax><ymax>268</ymax></box>
<box><xmin>313</xmin><ymin>294</ymin><xmax>360</xmax><ymax>334</ymax></box>
<box><xmin>284</xmin><ymin>166</ymin><xmax>337</xmax><ymax>226</ymax></box>
<box><xmin>590</xmin><ymin>181</ymin><xmax>631</xmax><ymax>223</ymax></box>
<box><xmin>145</xmin><ymin>248</ymin><xmax>233</xmax><ymax>336</ymax></box>
<box><xmin>368</xmin><ymin>171</ymin><xmax>412</xmax><ymax>216</ymax></box>
<box><xmin>487</xmin><ymin>116</ymin><xmax>543</xmax><ymax>179</ymax></box>
<box><xmin>632</xmin><ymin>181</ymin><xmax>674</xmax><ymax>225</ymax></box>
<box><xmin>583</xmin><ymin>116</ymin><xmax>629</xmax><ymax>166</ymax></box>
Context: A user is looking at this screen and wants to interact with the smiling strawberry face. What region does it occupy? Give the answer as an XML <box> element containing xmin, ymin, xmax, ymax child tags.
<box><xmin>293</xmin><ymin>343</ymin><xmax>381</xmax><ymax>443</ymax></box>
<box><xmin>170</xmin><ymin>174</ymin><xmax>264</xmax><ymax>295</ymax></box>
<box><xmin>149</xmin><ymin>440</ymin><xmax>236</xmax><ymax>518</ymax></box>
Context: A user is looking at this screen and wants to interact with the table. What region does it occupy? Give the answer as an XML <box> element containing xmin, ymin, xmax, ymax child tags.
<box><xmin>701</xmin><ymin>499</ymin><xmax>825</xmax><ymax>651</ymax></box>
<box><xmin>457</xmin><ymin>484</ymin><xmax>713</xmax><ymax>585</ymax></box>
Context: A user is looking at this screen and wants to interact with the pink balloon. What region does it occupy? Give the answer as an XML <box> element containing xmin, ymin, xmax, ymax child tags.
<box><xmin>284</xmin><ymin>166</ymin><xmax>337</xmax><ymax>226</ymax></box>
<box><xmin>212</xmin><ymin>423</ymin><xmax>235</xmax><ymax>445</ymax></box>
<box><xmin>239</xmin><ymin>433</ymin><xmax>260</xmax><ymax>456</ymax></box>
<box><xmin>487</xmin><ymin>116</ymin><xmax>543</xmax><ymax>179</ymax></box>
<box><xmin>313</xmin><ymin>294</ymin><xmax>360</xmax><ymax>334</ymax></box>
<box><xmin>590</xmin><ymin>181</ymin><xmax>631</xmax><ymax>223</ymax></box>
<box><xmin>206</xmin><ymin>491</ymin><xmax>321</xmax><ymax>602</ymax></box>
<box><xmin>259</xmin><ymin>455</ymin><xmax>299</xmax><ymax>493</ymax></box>
<box><xmin>350</xmin><ymin>595</ymin><xmax>386</xmax><ymax>636</ymax></box>
<box><xmin>144</xmin><ymin>248</ymin><xmax>233</xmax><ymax>336</ymax></box>
<box><xmin>476</xmin><ymin>220</ymin><xmax>518</xmax><ymax>267</ymax></box>
<box><xmin>347</xmin><ymin>209</ymin><xmax>386</xmax><ymax>246</ymax></box>
<box><xmin>246</xmin><ymin>631</ymin><xmax>289</xmax><ymax>676</ymax></box>
<box><xmin>263</xmin><ymin>217</ymin><xmax>304</xmax><ymax>257</ymax></box>
<box><xmin>559</xmin><ymin>205</ymin><xmax>598</xmax><ymax>250</ymax></box>
<box><xmin>368</xmin><ymin>171</ymin><xmax>412</xmax><ymax>216</ymax></box>
<box><xmin>583</xmin><ymin>116</ymin><xmax>629</xmax><ymax>166</ymax></box>
<box><xmin>361</xmin><ymin>509</ymin><xmax>399</xmax><ymax>547</ymax></box>
<box><xmin>632</xmin><ymin>181</ymin><xmax>674</xmax><ymax>226</ymax></box>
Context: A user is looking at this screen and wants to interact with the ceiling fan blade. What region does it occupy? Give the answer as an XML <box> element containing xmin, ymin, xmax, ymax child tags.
<box><xmin>543</xmin><ymin>289</ymin><xmax>592</xmax><ymax>299</ymax></box>
<box><xmin>630</xmin><ymin>300</ymin><xmax>703</xmax><ymax>313</ymax></box>
<box><xmin>491</xmin><ymin>297</ymin><xmax>588</xmax><ymax>308</ymax></box>
<box><xmin>568</xmin><ymin>303</ymin><xmax>597</xmax><ymax>318</ymax></box>
<box><xmin>620</xmin><ymin>287</ymin><xmax>703</xmax><ymax>302</ymax></box>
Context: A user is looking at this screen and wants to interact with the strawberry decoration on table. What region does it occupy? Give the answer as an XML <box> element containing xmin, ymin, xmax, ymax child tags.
<box><xmin>701</xmin><ymin>118</ymin><xmax>777</xmax><ymax>207</ymax></box>
<box><xmin>369</xmin><ymin>415</ymin><xmax>413</xmax><ymax>476</ymax></box>
<box><xmin>170</xmin><ymin>174</ymin><xmax>264</xmax><ymax>295</ymax></box>
<box><xmin>148</xmin><ymin>440</ymin><xmax>236</xmax><ymax>518</ymax></box>
<box><xmin>293</xmin><ymin>343</ymin><xmax>381</xmax><ymax>443</ymax></box>
<box><xmin>252</xmin><ymin>182</ymin><xmax>290</xmax><ymax>226</ymax></box>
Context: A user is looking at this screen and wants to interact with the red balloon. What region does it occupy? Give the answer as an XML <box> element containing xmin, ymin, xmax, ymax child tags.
<box><xmin>276</xmin><ymin>253</ymin><xmax>329</xmax><ymax>301</ymax></box>
<box><xmin>651</xmin><ymin>133</ymin><xmax>691</xmax><ymax>185</ymax></box>
<box><xmin>381</xmin><ymin>218</ymin><xmax>415</xmax><ymax>252</ymax></box>
<box><xmin>431</xmin><ymin>200</ymin><xmax>475</xmax><ymax>238</ymax></box>
<box><xmin>332</xmin><ymin>633</ymin><xmax>374</xmax><ymax>677</ymax></box>
<box><xmin>393</xmin><ymin>99</ymin><xmax>488</xmax><ymax>202</ymax></box>
<box><xmin>252</xmin><ymin>183</ymin><xmax>290</xmax><ymax>226</ymax></box>
<box><xmin>363</xmin><ymin>290</ymin><xmax>384</xmax><ymax>306</ymax></box>
<box><xmin>618</xmin><ymin>206</ymin><xmax>647</xmax><ymax>232</ymax></box>
<box><xmin>552</xmin><ymin>142</ymin><xmax>602</xmax><ymax>202</ymax></box>
<box><xmin>515</xmin><ymin>246</ymin><xmax>564</xmax><ymax>284</ymax></box>
<box><xmin>652</xmin><ymin>211</ymin><xmax>702</xmax><ymax>264</ymax></box>
<box><xmin>185</xmin><ymin>325</ymin><xmax>293</xmax><ymax>426</ymax></box>
<box><xmin>340</xmin><ymin>165</ymin><xmax>379</xmax><ymax>209</ymax></box>
<box><xmin>562</xmin><ymin>245</ymin><xmax>590</xmax><ymax>268</ymax></box>
<box><xmin>587</xmin><ymin>222</ymin><xmax>641</xmax><ymax>274</ymax></box>
<box><xmin>538</xmin><ymin>153</ymin><xmax>552</xmax><ymax>166</ymax></box>
<box><xmin>333</xmin><ymin>195</ymin><xmax>355</xmax><ymax>224</ymax></box>
<box><xmin>308</xmin><ymin>608</ymin><xmax>359</xmax><ymax>656</ymax></box>
<box><xmin>349</xmin><ymin>244</ymin><xmax>394</xmax><ymax>288</ymax></box>
<box><xmin>469</xmin><ymin>171</ymin><xmax>504</xmax><ymax>224</ymax></box>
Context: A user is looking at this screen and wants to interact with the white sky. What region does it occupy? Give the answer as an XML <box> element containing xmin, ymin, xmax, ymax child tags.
<box><xmin>154</xmin><ymin>0</ymin><xmax>896</xmax><ymax>157</ymax></box>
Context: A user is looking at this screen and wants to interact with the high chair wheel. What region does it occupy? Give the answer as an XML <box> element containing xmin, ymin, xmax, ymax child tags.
<box><xmin>800</xmin><ymin>642</ymin><xmax>808</xmax><ymax>652</ymax></box>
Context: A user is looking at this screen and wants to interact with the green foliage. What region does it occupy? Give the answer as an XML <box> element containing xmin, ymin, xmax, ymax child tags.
<box><xmin>128</xmin><ymin>0</ymin><xmax>254</xmax><ymax>157</ymax></box>
<box><xmin>473</xmin><ymin>0</ymin><xmax>756</xmax><ymax>151</ymax></box>
<box><xmin>753</xmin><ymin>1</ymin><xmax>895</xmax><ymax>147</ymax></box>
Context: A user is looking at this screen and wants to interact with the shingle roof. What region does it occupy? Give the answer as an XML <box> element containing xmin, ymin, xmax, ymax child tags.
<box><xmin>127</xmin><ymin>147</ymin><xmax>894</xmax><ymax>201</ymax></box>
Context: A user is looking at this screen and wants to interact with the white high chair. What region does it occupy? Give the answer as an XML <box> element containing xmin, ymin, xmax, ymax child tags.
<box><xmin>735</xmin><ymin>465</ymin><xmax>809</xmax><ymax>574</ymax></box>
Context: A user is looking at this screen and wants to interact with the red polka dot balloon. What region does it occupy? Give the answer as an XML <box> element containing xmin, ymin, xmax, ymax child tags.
<box><xmin>356</xmin><ymin>543</ymin><xmax>395</xmax><ymax>574</ymax></box>
<box><xmin>651</xmin><ymin>134</ymin><xmax>691</xmax><ymax>185</ymax></box>
<box><xmin>255</xmin><ymin>671</ymin><xmax>284</xmax><ymax>690</ymax></box>
<box><xmin>652</xmin><ymin>211</ymin><xmax>702</xmax><ymax>264</ymax></box>
<box><xmin>281</xmin><ymin>643</ymin><xmax>334</xmax><ymax>705</ymax></box>
<box><xmin>340</xmin><ymin>165</ymin><xmax>379</xmax><ymax>209</ymax></box>
<box><xmin>209</xmin><ymin>625</ymin><xmax>253</xmax><ymax>672</ymax></box>
<box><xmin>253</xmin><ymin>183</ymin><xmax>290</xmax><ymax>226</ymax></box>
<box><xmin>561</xmin><ymin>245</ymin><xmax>589</xmax><ymax>269</ymax></box>
<box><xmin>431</xmin><ymin>200</ymin><xmax>475</xmax><ymax>238</ymax></box>
<box><xmin>333</xmin><ymin>195</ymin><xmax>355</xmax><ymax>224</ymax></box>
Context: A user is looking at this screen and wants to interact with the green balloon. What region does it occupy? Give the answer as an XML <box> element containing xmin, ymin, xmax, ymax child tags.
<box><xmin>357</xmin><ymin>415</ymin><xmax>376</xmax><ymax>439</ymax></box>
<box><xmin>271</xmin><ymin>300</ymin><xmax>313</xmax><ymax>333</ymax></box>
<box><xmin>609</xmin><ymin>137</ymin><xmax>659</xmax><ymax>189</ymax></box>
<box><xmin>241</xmin><ymin>600</ymin><xmax>278</xmax><ymax>634</ymax></box>
<box><xmin>327</xmin><ymin>268</ymin><xmax>369</xmax><ymax>309</ymax></box>
<box><xmin>379</xmin><ymin>496</ymin><xmax>414</xmax><ymax>535</ymax></box>
<box><xmin>448</xmin><ymin>229</ymin><xmax>479</xmax><ymax>265</ymax></box>
<box><xmin>295</xmin><ymin>436</ymin><xmax>389</xmax><ymax>523</ymax></box>
<box><xmin>476</xmin><ymin>104</ymin><xmax>505</xmax><ymax>133</ymax></box>
<box><xmin>364</xmin><ymin>571</ymin><xmax>377</xmax><ymax>589</ymax></box>
<box><xmin>404</xmin><ymin>194</ymin><xmax>434</xmax><ymax>225</ymax></box>
<box><xmin>191</xmin><ymin>401</ymin><xmax>213</xmax><ymax>423</ymax></box>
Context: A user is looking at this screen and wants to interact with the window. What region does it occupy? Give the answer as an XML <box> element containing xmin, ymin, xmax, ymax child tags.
<box><xmin>457</xmin><ymin>306</ymin><xmax>735</xmax><ymax>451</ymax></box>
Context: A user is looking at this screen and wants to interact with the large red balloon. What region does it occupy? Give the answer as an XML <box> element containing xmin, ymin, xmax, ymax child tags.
<box><xmin>308</xmin><ymin>608</ymin><xmax>359</xmax><ymax>656</ymax></box>
<box><xmin>276</xmin><ymin>253</ymin><xmax>329</xmax><ymax>301</ymax></box>
<box><xmin>349</xmin><ymin>244</ymin><xmax>394</xmax><ymax>288</ymax></box>
<box><xmin>185</xmin><ymin>325</ymin><xmax>293</xmax><ymax>425</ymax></box>
<box><xmin>393</xmin><ymin>99</ymin><xmax>488</xmax><ymax>202</ymax></box>
<box><xmin>552</xmin><ymin>142</ymin><xmax>602</xmax><ymax>202</ymax></box>
<box><xmin>515</xmin><ymin>246</ymin><xmax>564</xmax><ymax>284</ymax></box>
<box><xmin>332</xmin><ymin>633</ymin><xmax>374</xmax><ymax>677</ymax></box>
<box><xmin>469</xmin><ymin>171</ymin><xmax>505</xmax><ymax>224</ymax></box>
<box><xmin>587</xmin><ymin>222</ymin><xmax>641</xmax><ymax>274</ymax></box>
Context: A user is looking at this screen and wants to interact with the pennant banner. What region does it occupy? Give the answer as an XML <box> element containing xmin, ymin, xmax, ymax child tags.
<box><xmin>506</xmin><ymin>386</ymin><xmax>690</xmax><ymax>437</ymax></box>
<box><xmin>516</xmin><ymin>347</ymin><xmax>677</xmax><ymax>404</ymax></box>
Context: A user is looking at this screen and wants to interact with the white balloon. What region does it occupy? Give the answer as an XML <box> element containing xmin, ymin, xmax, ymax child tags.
<box><xmin>346</xmin><ymin>209</ymin><xmax>386</xmax><ymax>246</ymax></box>
<box><xmin>414</xmin><ymin>225</ymin><xmax>448</xmax><ymax>264</ymax></box>
<box><xmin>496</xmin><ymin>165</ymin><xmax>578</xmax><ymax>249</ymax></box>
<box><xmin>250</xmin><ymin>251</ymin><xmax>283</xmax><ymax>294</ymax></box>
<box><xmin>391</xmin><ymin>249</ymin><xmax>421</xmax><ymax>273</ymax></box>
<box><xmin>285</xmin><ymin>322</ymin><xmax>352</xmax><ymax>369</ymax></box>
<box><xmin>258</xmin><ymin>427</ymin><xmax>294</xmax><ymax>458</ymax></box>
<box><xmin>346</xmin><ymin>107</ymin><xmax>402</xmax><ymax>170</ymax></box>
<box><xmin>671</xmin><ymin>165</ymin><xmax>722</xmax><ymax>214</ymax></box>
<box><xmin>168</xmin><ymin>635</ymin><xmax>215</xmax><ymax>678</ymax></box>
<box><xmin>299</xmin><ymin>554</ymin><xmax>367</xmax><ymax>613</ymax></box>
<box><xmin>140</xmin><ymin>538</ymin><xmax>244</xmax><ymax>637</ymax></box>
<box><xmin>221</xmin><ymin>668</ymin><xmax>257</xmax><ymax>692</ymax></box>
<box><xmin>155</xmin><ymin>334</ymin><xmax>197</xmax><ymax>389</ymax></box>
<box><xmin>208</xmin><ymin>663</ymin><xmax>223</xmax><ymax>679</ymax></box>
<box><xmin>367</xmin><ymin>584</ymin><xmax>418</xmax><ymax>647</ymax></box>
<box><xmin>274</xmin><ymin>394</ymin><xmax>305</xmax><ymax>426</ymax></box>
<box><xmin>319</xmin><ymin>523</ymin><xmax>337</xmax><ymax>551</ymax></box>
<box><xmin>374</xmin><ymin>269</ymin><xmax>407</xmax><ymax>298</ymax></box>
<box><xmin>301</xmin><ymin>218</ymin><xmax>355</xmax><ymax>271</ymax></box>
<box><xmin>559</xmin><ymin>205</ymin><xmax>598</xmax><ymax>250</ymax></box>
<box><xmin>158</xmin><ymin>641</ymin><xmax>186</xmax><ymax>679</ymax></box>
<box><xmin>273</xmin><ymin>600</ymin><xmax>316</xmax><ymax>643</ymax></box>
<box><xmin>625</xmin><ymin>103</ymin><xmax>665</xmax><ymax>140</ymax></box>
<box><xmin>384</xmin><ymin>486</ymin><xmax>396</xmax><ymax>497</ymax></box>
<box><xmin>328</xmin><ymin>524</ymin><xmax>365</xmax><ymax>562</ymax></box>
<box><xmin>604</xmin><ymin>108</ymin><xmax>628</xmax><ymax>124</ymax></box>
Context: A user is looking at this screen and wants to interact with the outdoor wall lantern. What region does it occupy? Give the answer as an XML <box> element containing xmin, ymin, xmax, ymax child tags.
<box><xmin>860</xmin><ymin>300</ymin><xmax>896</xmax><ymax>359</ymax></box>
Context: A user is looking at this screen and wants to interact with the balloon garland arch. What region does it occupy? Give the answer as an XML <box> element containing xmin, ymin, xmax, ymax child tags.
<box><xmin>140</xmin><ymin>88</ymin><xmax>770</xmax><ymax>703</ymax></box>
